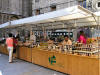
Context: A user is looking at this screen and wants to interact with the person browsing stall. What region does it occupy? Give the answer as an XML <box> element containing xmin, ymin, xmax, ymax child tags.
<box><xmin>6</xmin><ymin>33</ymin><xmax>14</xmax><ymax>63</ymax></box>
<box><xmin>13</xmin><ymin>36</ymin><xmax>18</xmax><ymax>54</ymax></box>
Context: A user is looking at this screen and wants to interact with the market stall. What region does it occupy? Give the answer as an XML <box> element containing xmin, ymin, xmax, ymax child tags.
<box><xmin>0</xmin><ymin>5</ymin><xmax>100</xmax><ymax>75</ymax></box>
<box><xmin>32</xmin><ymin>48</ymin><xmax>99</xmax><ymax>75</ymax></box>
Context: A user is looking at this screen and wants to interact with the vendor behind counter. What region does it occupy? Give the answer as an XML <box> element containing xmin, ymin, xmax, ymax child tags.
<box><xmin>78</xmin><ymin>31</ymin><xmax>86</xmax><ymax>44</ymax></box>
<box><xmin>62</xmin><ymin>35</ymin><xmax>72</xmax><ymax>46</ymax></box>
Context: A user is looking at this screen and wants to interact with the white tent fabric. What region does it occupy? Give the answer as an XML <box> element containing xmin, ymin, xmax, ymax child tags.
<box><xmin>0</xmin><ymin>22</ymin><xmax>10</xmax><ymax>28</ymax></box>
<box><xmin>0</xmin><ymin>5</ymin><xmax>96</xmax><ymax>28</ymax></box>
<box><xmin>94</xmin><ymin>11</ymin><xmax>100</xmax><ymax>25</ymax></box>
<box><xmin>94</xmin><ymin>11</ymin><xmax>100</xmax><ymax>16</ymax></box>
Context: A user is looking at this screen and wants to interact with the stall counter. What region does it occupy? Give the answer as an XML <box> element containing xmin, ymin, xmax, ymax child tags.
<box><xmin>32</xmin><ymin>48</ymin><xmax>100</xmax><ymax>75</ymax></box>
<box><xmin>18</xmin><ymin>46</ymin><xmax>32</xmax><ymax>62</ymax></box>
<box><xmin>0</xmin><ymin>45</ymin><xmax>8</xmax><ymax>55</ymax></box>
<box><xmin>0</xmin><ymin>45</ymin><xmax>100</xmax><ymax>75</ymax></box>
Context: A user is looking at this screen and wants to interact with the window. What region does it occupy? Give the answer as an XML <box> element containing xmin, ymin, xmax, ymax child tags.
<box><xmin>98</xmin><ymin>2</ymin><xmax>100</xmax><ymax>7</ymax></box>
<box><xmin>35</xmin><ymin>9</ymin><xmax>40</xmax><ymax>15</ymax></box>
<box><xmin>78</xmin><ymin>1</ymin><xmax>83</xmax><ymax>6</ymax></box>
<box><xmin>83</xmin><ymin>1</ymin><xmax>86</xmax><ymax>8</ymax></box>
<box><xmin>50</xmin><ymin>5</ymin><xmax>56</xmax><ymax>11</ymax></box>
<box><xmin>35</xmin><ymin>0</ymin><xmax>39</xmax><ymax>2</ymax></box>
<box><xmin>78</xmin><ymin>0</ymin><xmax>86</xmax><ymax>8</ymax></box>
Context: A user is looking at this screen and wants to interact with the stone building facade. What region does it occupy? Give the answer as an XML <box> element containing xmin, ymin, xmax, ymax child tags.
<box><xmin>86</xmin><ymin>0</ymin><xmax>100</xmax><ymax>12</ymax></box>
<box><xmin>0</xmin><ymin>0</ymin><xmax>32</xmax><ymax>24</ymax></box>
<box><xmin>1</xmin><ymin>0</ymin><xmax>100</xmax><ymax>24</ymax></box>
<box><xmin>32</xmin><ymin>0</ymin><xmax>86</xmax><ymax>15</ymax></box>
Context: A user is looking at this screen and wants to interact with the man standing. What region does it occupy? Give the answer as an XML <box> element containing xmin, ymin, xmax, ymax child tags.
<box><xmin>6</xmin><ymin>33</ymin><xmax>13</xmax><ymax>63</ymax></box>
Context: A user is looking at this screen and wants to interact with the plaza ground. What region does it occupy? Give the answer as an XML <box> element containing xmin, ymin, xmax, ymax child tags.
<box><xmin>0</xmin><ymin>54</ymin><xmax>66</xmax><ymax>75</ymax></box>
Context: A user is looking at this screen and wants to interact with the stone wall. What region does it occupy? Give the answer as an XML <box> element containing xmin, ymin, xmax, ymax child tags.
<box><xmin>32</xmin><ymin>0</ymin><xmax>78</xmax><ymax>15</ymax></box>
<box><xmin>0</xmin><ymin>0</ymin><xmax>32</xmax><ymax>24</ymax></box>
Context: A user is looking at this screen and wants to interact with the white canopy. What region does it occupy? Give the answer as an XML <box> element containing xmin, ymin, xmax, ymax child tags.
<box><xmin>0</xmin><ymin>5</ymin><xmax>98</xmax><ymax>29</ymax></box>
<box><xmin>94</xmin><ymin>11</ymin><xmax>100</xmax><ymax>16</ymax></box>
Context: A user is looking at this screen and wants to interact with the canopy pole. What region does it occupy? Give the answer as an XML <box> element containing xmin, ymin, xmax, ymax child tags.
<box><xmin>97</xmin><ymin>16</ymin><xmax>100</xmax><ymax>59</ymax></box>
<box><xmin>42</xmin><ymin>24</ymin><xmax>45</xmax><ymax>42</ymax></box>
<box><xmin>52</xmin><ymin>24</ymin><xmax>54</xmax><ymax>32</ymax></box>
<box><xmin>74</xmin><ymin>19</ymin><xmax>77</xmax><ymax>42</ymax></box>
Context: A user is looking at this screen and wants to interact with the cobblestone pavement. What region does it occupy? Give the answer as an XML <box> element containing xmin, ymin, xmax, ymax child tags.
<box><xmin>0</xmin><ymin>54</ymin><xmax>66</xmax><ymax>75</ymax></box>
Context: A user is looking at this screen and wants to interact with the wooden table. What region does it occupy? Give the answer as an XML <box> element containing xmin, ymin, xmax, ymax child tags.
<box><xmin>32</xmin><ymin>48</ymin><xmax>100</xmax><ymax>75</ymax></box>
